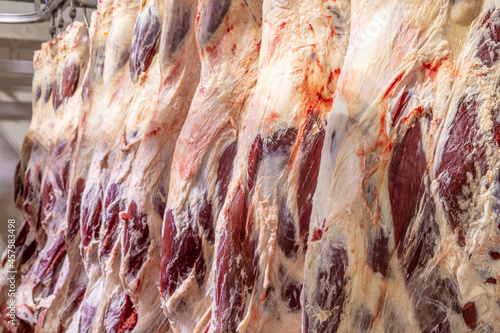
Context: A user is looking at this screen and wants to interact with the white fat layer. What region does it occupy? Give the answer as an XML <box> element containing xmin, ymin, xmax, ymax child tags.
<box><xmin>307</xmin><ymin>0</ymin><xmax>500</xmax><ymax>332</ymax></box>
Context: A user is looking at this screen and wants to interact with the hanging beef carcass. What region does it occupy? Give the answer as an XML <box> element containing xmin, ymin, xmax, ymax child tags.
<box><xmin>78</xmin><ymin>0</ymin><xmax>124</xmax><ymax>279</ymax></box>
<box><xmin>38</xmin><ymin>21</ymin><xmax>89</xmax><ymax>256</ymax></box>
<box><xmin>0</xmin><ymin>40</ymin><xmax>57</xmax><ymax>333</ymax></box>
<box><xmin>14</xmin><ymin>47</ymin><xmax>44</xmax><ymax>212</ymax></box>
<box><xmin>0</xmin><ymin>26</ymin><xmax>72</xmax><ymax>331</ymax></box>
<box><xmin>7</xmin><ymin>0</ymin><xmax>500</xmax><ymax>331</ymax></box>
<box><xmin>209</xmin><ymin>0</ymin><xmax>349</xmax><ymax>331</ymax></box>
<box><xmin>159</xmin><ymin>0</ymin><xmax>263</xmax><ymax>331</ymax></box>
<box><xmin>12</xmin><ymin>23</ymin><xmax>89</xmax><ymax>332</ymax></box>
<box><xmin>30</xmin><ymin>21</ymin><xmax>91</xmax><ymax>332</ymax></box>
<box><xmin>13</xmin><ymin>39</ymin><xmax>59</xmax><ymax>275</ymax></box>
<box><xmin>96</xmin><ymin>0</ymin><xmax>201</xmax><ymax>331</ymax></box>
<box><xmin>1</xmin><ymin>45</ymin><xmax>42</xmax><ymax>292</ymax></box>
<box><xmin>66</xmin><ymin>0</ymin><xmax>127</xmax><ymax>264</ymax></box>
<box><xmin>85</xmin><ymin>0</ymin><xmax>180</xmax><ymax>330</ymax></box>
<box><xmin>9</xmin><ymin>31</ymin><xmax>70</xmax><ymax>330</ymax></box>
<box><xmin>66</xmin><ymin>0</ymin><xmax>147</xmax><ymax>331</ymax></box>
<box><xmin>56</xmin><ymin>1</ymin><xmax>123</xmax><ymax>330</ymax></box>
<box><xmin>74</xmin><ymin>0</ymin><xmax>144</xmax><ymax>331</ymax></box>
<box><xmin>304</xmin><ymin>0</ymin><xmax>500</xmax><ymax>332</ymax></box>
<box><xmin>0</xmin><ymin>47</ymin><xmax>43</xmax><ymax>328</ymax></box>
<box><xmin>7</xmin><ymin>45</ymin><xmax>46</xmax><ymax>286</ymax></box>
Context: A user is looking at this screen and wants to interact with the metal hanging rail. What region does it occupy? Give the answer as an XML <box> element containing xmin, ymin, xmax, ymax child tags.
<box><xmin>0</xmin><ymin>0</ymin><xmax>96</xmax><ymax>24</ymax></box>
<box><xmin>0</xmin><ymin>0</ymin><xmax>64</xmax><ymax>24</ymax></box>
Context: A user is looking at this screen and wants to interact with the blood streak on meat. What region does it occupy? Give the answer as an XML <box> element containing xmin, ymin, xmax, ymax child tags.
<box><xmin>310</xmin><ymin>228</ymin><xmax>323</xmax><ymax>242</ymax></box>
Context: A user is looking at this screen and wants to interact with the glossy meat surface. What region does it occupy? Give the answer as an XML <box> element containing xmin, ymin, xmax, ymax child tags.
<box><xmin>5</xmin><ymin>0</ymin><xmax>500</xmax><ymax>332</ymax></box>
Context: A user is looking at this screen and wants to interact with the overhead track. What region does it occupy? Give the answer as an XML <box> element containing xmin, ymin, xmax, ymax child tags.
<box><xmin>0</xmin><ymin>0</ymin><xmax>96</xmax><ymax>24</ymax></box>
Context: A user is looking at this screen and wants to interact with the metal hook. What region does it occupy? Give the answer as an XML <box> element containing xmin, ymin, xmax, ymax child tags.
<box><xmin>69</xmin><ymin>0</ymin><xmax>76</xmax><ymax>22</ymax></box>
<box><xmin>82</xmin><ymin>5</ymin><xmax>89</xmax><ymax>28</ymax></box>
<box><xmin>56</xmin><ymin>5</ymin><xmax>64</xmax><ymax>33</ymax></box>
<box><xmin>49</xmin><ymin>12</ymin><xmax>56</xmax><ymax>38</ymax></box>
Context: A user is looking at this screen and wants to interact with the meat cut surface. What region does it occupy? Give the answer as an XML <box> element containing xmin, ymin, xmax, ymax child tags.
<box><xmin>305</xmin><ymin>1</ymin><xmax>500</xmax><ymax>332</ymax></box>
<box><xmin>159</xmin><ymin>0</ymin><xmax>263</xmax><ymax>330</ymax></box>
<box><xmin>207</xmin><ymin>0</ymin><xmax>350</xmax><ymax>331</ymax></box>
<box><xmin>5</xmin><ymin>0</ymin><xmax>500</xmax><ymax>332</ymax></box>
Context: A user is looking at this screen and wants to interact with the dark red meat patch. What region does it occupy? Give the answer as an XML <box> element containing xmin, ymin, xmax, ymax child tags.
<box><xmin>388</xmin><ymin>120</ymin><xmax>426</xmax><ymax>255</ymax></box>
<box><xmin>437</xmin><ymin>97</ymin><xmax>486</xmax><ymax>246</ymax></box>
<box><xmin>477</xmin><ymin>9</ymin><xmax>500</xmax><ymax>67</ymax></box>
<box><xmin>123</xmin><ymin>200</ymin><xmax>150</xmax><ymax>278</ymax></box>
<box><xmin>216</xmin><ymin>141</ymin><xmax>238</xmax><ymax>210</ymax></box>
<box><xmin>298</xmin><ymin>111</ymin><xmax>325</xmax><ymax>245</ymax></box>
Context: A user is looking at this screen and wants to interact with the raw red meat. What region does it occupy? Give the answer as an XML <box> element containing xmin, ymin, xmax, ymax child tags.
<box><xmin>11</xmin><ymin>31</ymin><xmax>73</xmax><ymax>330</ymax></box>
<box><xmin>210</xmin><ymin>0</ymin><xmax>349</xmax><ymax>331</ymax></box>
<box><xmin>159</xmin><ymin>0</ymin><xmax>263</xmax><ymax>331</ymax></box>
<box><xmin>75</xmin><ymin>0</ymin><xmax>142</xmax><ymax>331</ymax></box>
<box><xmin>1</xmin><ymin>23</ymin><xmax>89</xmax><ymax>332</ymax></box>
<box><xmin>6</xmin><ymin>0</ymin><xmax>500</xmax><ymax>332</ymax></box>
<box><xmin>113</xmin><ymin>0</ymin><xmax>201</xmax><ymax>331</ymax></box>
<box><xmin>304</xmin><ymin>1</ymin><xmax>500</xmax><ymax>332</ymax></box>
<box><xmin>33</xmin><ymin>22</ymin><xmax>91</xmax><ymax>332</ymax></box>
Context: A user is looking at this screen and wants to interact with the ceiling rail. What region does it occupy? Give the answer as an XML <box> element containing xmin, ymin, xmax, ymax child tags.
<box><xmin>0</xmin><ymin>0</ymin><xmax>65</xmax><ymax>24</ymax></box>
<box><xmin>0</xmin><ymin>0</ymin><xmax>96</xmax><ymax>24</ymax></box>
